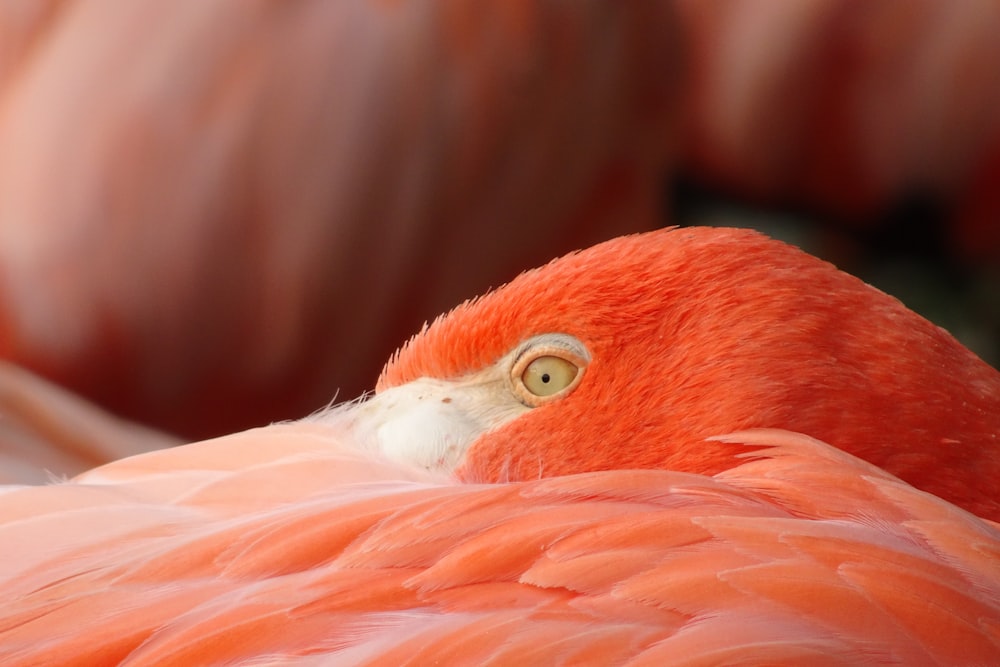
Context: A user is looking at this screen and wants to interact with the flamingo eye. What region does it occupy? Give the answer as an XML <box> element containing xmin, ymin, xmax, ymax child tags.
<box><xmin>509</xmin><ymin>335</ymin><xmax>588</xmax><ymax>407</ymax></box>
<box><xmin>521</xmin><ymin>356</ymin><xmax>579</xmax><ymax>396</ymax></box>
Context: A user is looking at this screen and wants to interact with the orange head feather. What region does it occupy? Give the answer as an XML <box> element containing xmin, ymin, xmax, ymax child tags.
<box><xmin>378</xmin><ymin>227</ymin><xmax>1000</xmax><ymax>519</ymax></box>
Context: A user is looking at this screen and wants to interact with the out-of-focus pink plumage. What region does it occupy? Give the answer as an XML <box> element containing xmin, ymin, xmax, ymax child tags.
<box><xmin>0</xmin><ymin>0</ymin><xmax>675</xmax><ymax>441</ymax></box>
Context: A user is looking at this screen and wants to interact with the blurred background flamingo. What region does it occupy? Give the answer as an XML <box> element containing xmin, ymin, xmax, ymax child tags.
<box><xmin>0</xmin><ymin>1</ymin><xmax>998</xmax><ymax>480</ymax></box>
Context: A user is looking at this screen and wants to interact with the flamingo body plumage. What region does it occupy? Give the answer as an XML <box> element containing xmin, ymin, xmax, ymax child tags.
<box><xmin>2</xmin><ymin>424</ymin><xmax>998</xmax><ymax>665</ymax></box>
<box><xmin>1</xmin><ymin>227</ymin><xmax>999</xmax><ymax>664</ymax></box>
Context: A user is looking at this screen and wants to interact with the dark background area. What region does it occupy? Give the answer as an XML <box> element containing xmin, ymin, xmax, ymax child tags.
<box><xmin>675</xmin><ymin>180</ymin><xmax>999</xmax><ymax>368</ymax></box>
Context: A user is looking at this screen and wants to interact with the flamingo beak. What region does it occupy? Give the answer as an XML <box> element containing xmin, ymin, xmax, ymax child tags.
<box><xmin>314</xmin><ymin>372</ymin><xmax>528</xmax><ymax>473</ymax></box>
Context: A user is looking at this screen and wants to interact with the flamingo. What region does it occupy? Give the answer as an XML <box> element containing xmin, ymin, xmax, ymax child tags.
<box><xmin>1</xmin><ymin>226</ymin><xmax>998</xmax><ymax>664</ymax></box>
<box><xmin>677</xmin><ymin>0</ymin><xmax>1000</xmax><ymax>251</ymax></box>
<box><xmin>0</xmin><ymin>0</ymin><xmax>676</xmax><ymax>440</ymax></box>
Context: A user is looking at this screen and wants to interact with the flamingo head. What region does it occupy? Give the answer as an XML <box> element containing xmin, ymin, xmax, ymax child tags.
<box><xmin>334</xmin><ymin>227</ymin><xmax>999</xmax><ymax>517</ymax></box>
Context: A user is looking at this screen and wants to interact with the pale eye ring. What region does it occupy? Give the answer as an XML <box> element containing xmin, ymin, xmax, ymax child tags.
<box><xmin>509</xmin><ymin>334</ymin><xmax>589</xmax><ymax>407</ymax></box>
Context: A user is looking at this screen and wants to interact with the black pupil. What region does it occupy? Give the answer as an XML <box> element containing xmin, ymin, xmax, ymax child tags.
<box><xmin>541</xmin><ymin>373</ymin><xmax>551</xmax><ymax>383</ymax></box>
